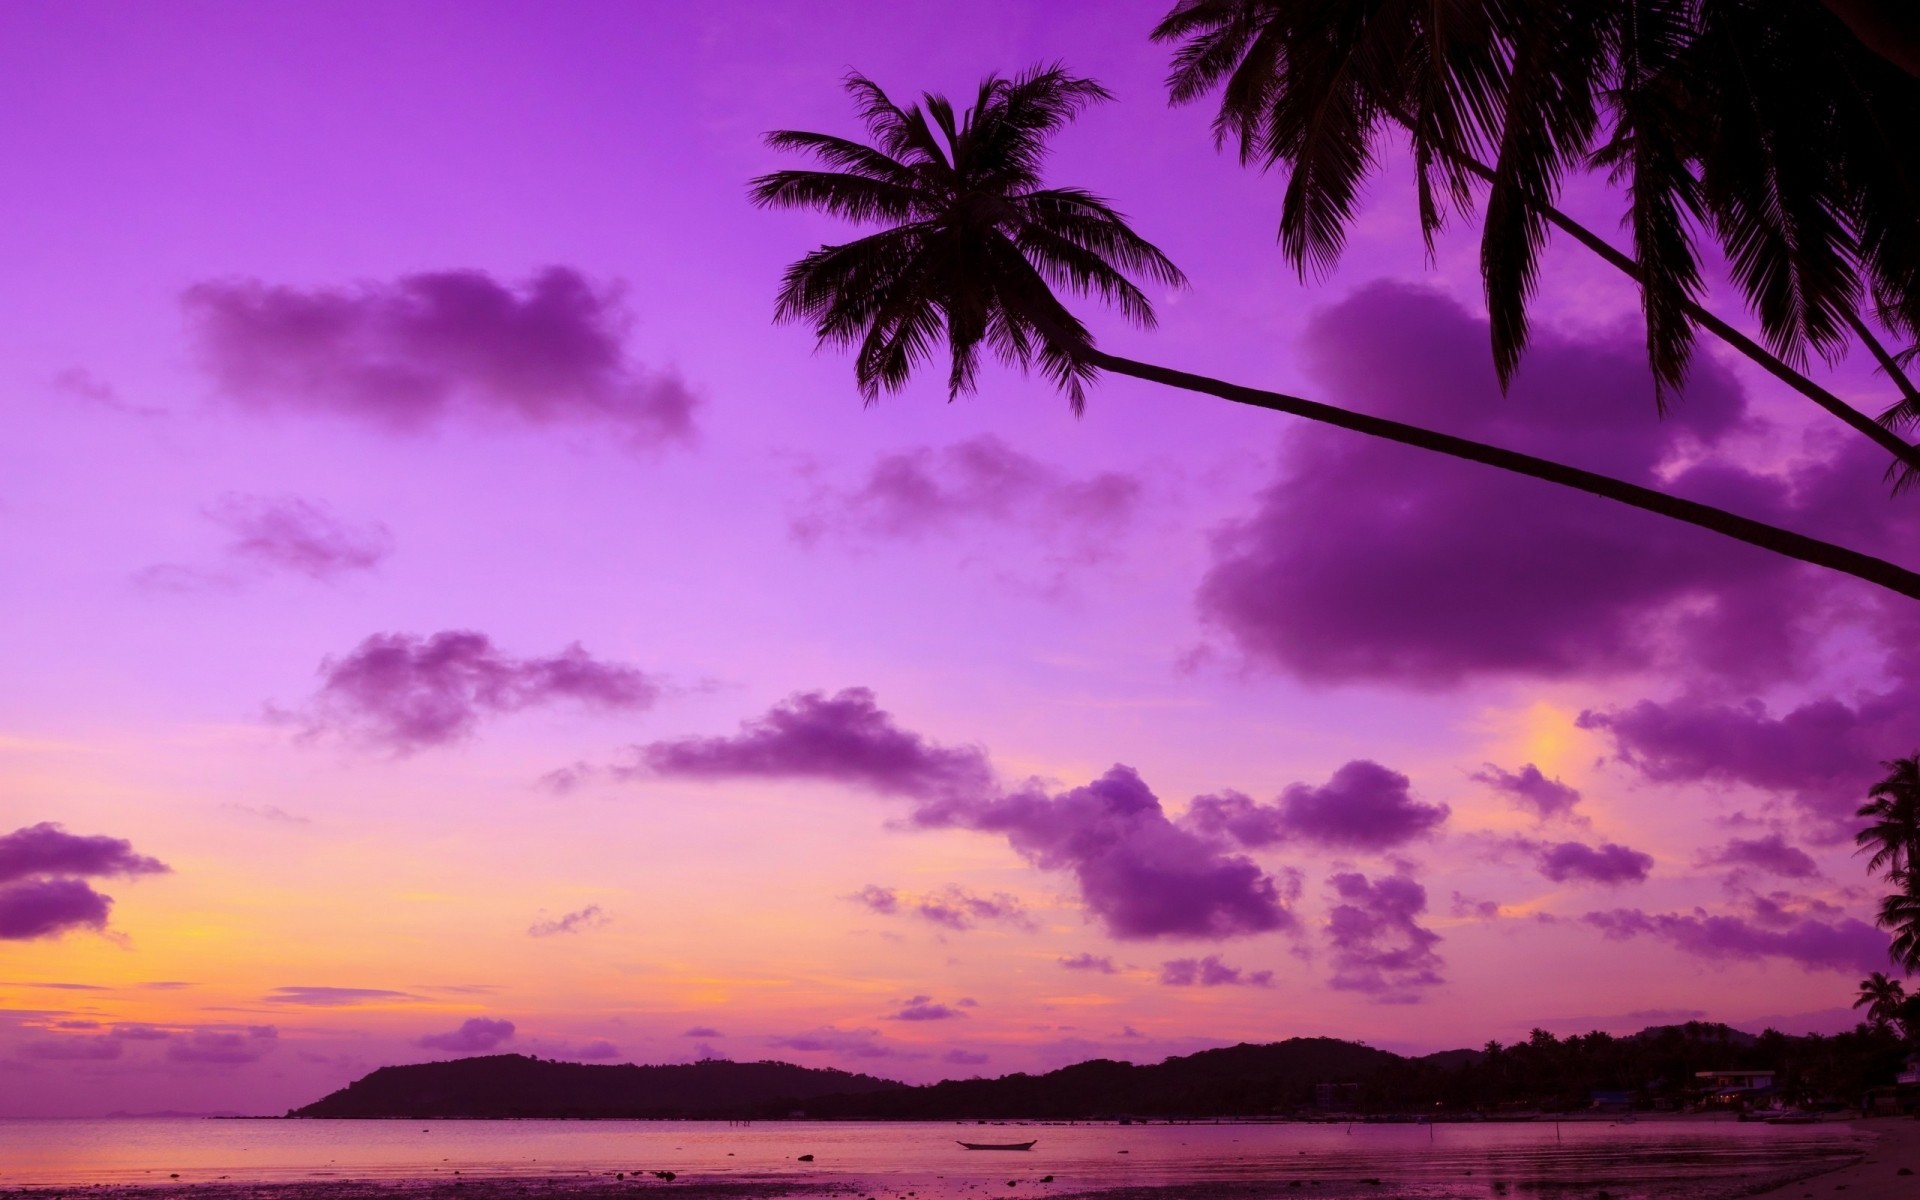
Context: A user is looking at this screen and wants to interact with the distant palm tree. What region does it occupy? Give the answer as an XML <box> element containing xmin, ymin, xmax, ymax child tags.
<box><xmin>1853</xmin><ymin>971</ymin><xmax>1908</xmax><ymax>1029</ymax></box>
<box><xmin>1857</xmin><ymin>755</ymin><xmax>1920</xmax><ymax>882</ymax></box>
<box><xmin>750</xmin><ymin>65</ymin><xmax>1920</xmax><ymax>601</ymax></box>
<box><xmin>1151</xmin><ymin>0</ymin><xmax>1920</xmax><ymax>483</ymax></box>
<box><xmin>1880</xmin><ymin>884</ymin><xmax>1920</xmax><ymax>975</ymax></box>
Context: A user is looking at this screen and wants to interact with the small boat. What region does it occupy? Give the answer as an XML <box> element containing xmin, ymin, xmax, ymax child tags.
<box><xmin>958</xmin><ymin>1140</ymin><xmax>1037</xmax><ymax>1151</ymax></box>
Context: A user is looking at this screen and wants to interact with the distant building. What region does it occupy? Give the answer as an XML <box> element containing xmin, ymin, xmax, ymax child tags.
<box><xmin>1589</xmin><ymin>1090</ymin><xmax>1632</xmax><ymax>1112</ymax></box>
<box><xmin>1694</xmin><ymin>1070</ymin><xmax>1774</xmax><ymax>1107</ymax></box>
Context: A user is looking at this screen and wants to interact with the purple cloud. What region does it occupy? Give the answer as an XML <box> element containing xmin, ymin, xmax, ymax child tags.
<box><xmin>1325</xmin><ymin>868</ymin><xmax>1444</xmax><ymax>1002</ymax></box>
<box><xmin>1700</xmin><ymin>834</ymin><xmax>1820</xmax><ymax>879</ymax></box>
<box><xmin>881</xmin><ymin>885</ymin><xmax>1035</xmax><ymax>932</ymax></box>
<box><xmin>1159</xmin><ymin>955</ymin><xmax>1274</xmax><ymax>988</ymax></box>
<box><xmin>943</xmin><ymin>1048</ymin><xmax>990</xmax><ymax>1066</ymax></box>
<box><xmin>1185</xmin><ymin>762</ymin><xmax>1447</xmax><ymax>852</ymax></box>
<box><xmin>1577</xmin><ymin>682</ymin><xmax>1920</xmax><ymax>833</ymax></box>
<box><xmin>264</xmin><ymin>986</ymin><xmax>417</xmax><ymax>1007</ymax></box>
<box><xmin>1449</xmin><ymin>892</ymin><xmax>1503</xmax><ymax>920</ymax></box>
<box><xmin>0</xmin><ymin>879</ymin><xmax>115</xmax><ymax>941</ymax></box>
<box><xmin>167</xmin><ymin>1027</ymin><xmax>277</xmax><ymax>1064</ymax></box>
<box><xmin>19</xmin><ymin>1034</ymin><xmax>124</xmax><ymax>1061</ymax></box>
<box><xmin>681</xmin><ymin>1026</ymin><xmax>723</xmax><ymax>1038</ymax></box>
<box><xmin>1058</xmin><ymin>953</ymin><xmax>1118</xmax><ymax>974</ymax></box>
<box><xmin>794</xmin><ymin>435</ymin><xmax>1140</xmax><ymax>545</ymax></box>
<box><xmin>849</xmin><ymin>885</ymin><xmax>900</xmax><ymax>915</ymax></box>
<box><xmin>528</xmin><ymin>905</ymin><xmax>610</xmax><ymax>938</ymax></box>
<box><xmin>1536</xmin><ymin>841</ymin><xmax>1655</xmax><ymax>886</ymax></box>
<box><xmin>553</xmin><ymin>1039</ymin><xmax>621</xmax><ymax>1061</ymax></box>
<box><xmin>636</xmin><ymin>687</ymin><xmax>995</xmax><ymax>803</ymax></box>
<box><xmin>1471</xmin><ymin>764</ymin><xmax>1583</xmax><ymax>822</ymax></box>
<box><xmin>417</xmin><ymin>1017</ymin><xmax>516</xmax><ymax>1053</ymax></box>
<box><xmin>298</xmin><ymin>631</ymin><xmax>659</xmax><ymax>752</ymax></box>
<box><xmin>887</xmin><ymin>995</ymin><xmax>966</xmax><ymax>1021</ymax></box>
<box><xmin>912</xmin><ymin>766</ymin><xmax>1297</xmax><ymax>941</ymax></box>
<box><xmin>767</xmin><ymin>1027</ymin><xmax>911</xmax><ymax>1060</ymax></box>
<box><xmin>0</xmin><ymin>823</ymin><xmax>169</xmax><ymax>884</ymax></box>
<box><xmin>207</xmin><ymin>494</ymin><xmax>392</xmax><ymax>581</ymax></box>
<box><xmin>1583</xmin><ymin>908</ymin><xmax>1886</xmax><ymax>973</ymax></box>
<box><xmin>1198</xmin><ymin>282</ymin><xmax>1906</xmax><ymax>690</ymax></box>
<box><xmin>185</xmin><ymin>267</ymin><xmax>696</xmax><ymax>446</ymax></box>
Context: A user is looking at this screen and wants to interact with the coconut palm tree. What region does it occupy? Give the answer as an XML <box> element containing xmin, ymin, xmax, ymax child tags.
<box><xmin>1880</xmin><ymin>885</ymin><xmax>1920</xmax><ymax>975</ymax></box>
<box><xmin>750</xmin><ymin>65</ymin><xmax>1920</xmax><ymax>601</ymax></box>
<box><xmin>1853</xmin><ymin>971</ymin><xmax>1908</xmax><ymax>1030</ymax></box>
<box><xmin>1150</xmin><ymin>0</ymin><xmax>1920</xmax><ymax>485</ymax></box>
<box><xmin>1857</xmin><ymin>754</ymin><xmax>1920</xmax><ymax>882</ymax></box>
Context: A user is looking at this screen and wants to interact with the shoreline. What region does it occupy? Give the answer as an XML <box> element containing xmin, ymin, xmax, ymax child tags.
<box><xmin>1739</xmin><ymin>1117</ymin><xmax>1920</xmax><ymax>1199</ymax></box>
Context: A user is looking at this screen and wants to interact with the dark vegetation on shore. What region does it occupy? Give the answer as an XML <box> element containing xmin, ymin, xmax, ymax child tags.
<box><xmin>290</xmin><ymin>1021</ymin><xmax>1915</xmax><ymax>1120</ymax></box>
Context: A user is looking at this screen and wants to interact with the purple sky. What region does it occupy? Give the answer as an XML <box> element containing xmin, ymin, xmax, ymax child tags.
<box><xmin>1</xmin><ymin>0</ymin><xmax>1914</xmax><ymax>1117</ymax></box>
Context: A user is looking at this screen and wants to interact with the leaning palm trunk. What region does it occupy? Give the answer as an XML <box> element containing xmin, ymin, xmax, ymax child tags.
<box><xmin>1082</xmin><ymin>348</ymin><xmax>1920</xmax><ymax>601</ymax></box>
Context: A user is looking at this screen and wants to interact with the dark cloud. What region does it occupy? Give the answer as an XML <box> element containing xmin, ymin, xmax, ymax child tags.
<box><xmin>298</xmin><ymin>631</ymin><xmax>658</xmax><ymax>752</ymax></box>
<box><xmin>19</xmin><ymin>1035</ymin><xmax>124</xmax><ymax>1061</ymax></box>
<box><xmin>1158</xmin><ymin>955</ymin><xmax>1274</xmax><ymax>988</ymax></box>
<box><xmin>1582</xmin><ymin>907</ymin><xmax>1886</xmax><ymax>973</ymax></box>
<box><xmin>112</xmin><ymin>1024</ymin><xmax>172</xmax><ymax>1041</ymax></box>
<box><xmin>209</xmin><ymin>494</ymin><xmax>392</xmax><ymax>581</ymax></box>
<box><xmin>0</xmin><ymin>823</ymin><xmax>169</xmax><ymax>884</ymax></box>
<box><xmin>912</xmin><ymin>766</ymin><xmax>1297</xmax><ymax>941</ymax></box>
<box><xmin>1324</xmin><ymin>868</ymin><xmax>1444</xmax><ymax>1002</ymax></box>
<box><xmin>1471</xmin><ymin>764</ymin><xmax>1583</xmax><ymax>822</ymax></box>
<box><xmin>553</xmin><ymin>1038</ymin><xmax>621</xmax><ymax>1061</ymax></box>
<box><xmin>886</xmin><ymin>995</ymin><xmax>966</xmax><ymax>1021</ymax></box>
<box><xmin>793</xmin><ymin>435</ymin><xmax>1140</xmax><ymax>546</ymax></box>
<box><xmin>418</xmin><ymin>1017</ymin><xmax>516</xmax><ymax>1053</ymax></box>
<box><xmin>167</xmin><ymin>1026</ymin><xmax>277</xmax><ymax>1064</ymax></box>
<box><xmin>1700</xmin><ymin>834</ymin><xmax>1821</xmax><ymax>879</ymax></box>
<box><xmin>528</xmin><ymin>905</ymin><xmax>610</xmax><ymax>938</ymax></box>
<box><xmin>636</xmin><ymin>687</ymin><xmax>995</xmax><ymax>804</ymax></box>
<box><xmin>681</xmin><ymin>1026</ymin><xmax>723</xmax><ymax>1038</ymax></box>
<box><xmin>1577</xmin><ymin>678</ymin><xmax>1920</xmax><ymax>834</ymax></box>
<box><xmin>1536</xmin><ymin>841</ymin><xmax>1655</xmax><ymax>886</ymax></box>
<box><xmin>1184</xmin><ymin>761</ymin><xmax>1447</xmax><ymax>852</ymax></box>
<box><xmin>184</xmin><ymin>267</ymin><xmax>696</xmax><ymax>446</ymax></box>
<box><xmin>0</xmin><ymin>879</ymin><xmax>115</xmax><ymax>941</ymax></box>
<box><xmin>1198</xmin><ymin>282</ymin><xmax>1912</xmax><ymax>690</ymax></box>
<box><xmin>1058</xmin><ymin>953</ymin><xmax>1118</xmax><ymax>974</ymax></box>
<box><xmin>264</xmin><ymin>986</ymin><xmax>417</xmax><ymax>1007</ymax></box>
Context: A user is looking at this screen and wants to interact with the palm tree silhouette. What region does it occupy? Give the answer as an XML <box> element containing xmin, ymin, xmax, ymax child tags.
<box><xmin>1853</xmin><ymin>971</ymin><xmax>1909</xmax><ymax>1030</ymax></box>
<box><xmin>1151</xmin><ymin>1</ymin><xmax>1920</xmax><ymax>484</ymax></box>
<box><xmin>751</xmin><ymin>65</ymin><xmax>1920</xmax><ymax>600</ymax></box>
<box><xmin>1858</xmin><ymin>755</ymin><xmax>1920</xmax><ymax>883</ymax></box>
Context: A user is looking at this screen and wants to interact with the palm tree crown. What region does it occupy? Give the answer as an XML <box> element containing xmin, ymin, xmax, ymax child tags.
<box><xmin>1854</xmin><ymin>970</ymin><xmax>1909</xmax><ymax>1029</ymax></box>
<box><xmin>1857</xmin><ymin>754</ymin><xmax>1920</xmax><ymax>883</ymax></box>
<box><xmin>749</xmin><ymin>65</ymin><xmax>1186</xmax><ymax>412</ymax></box>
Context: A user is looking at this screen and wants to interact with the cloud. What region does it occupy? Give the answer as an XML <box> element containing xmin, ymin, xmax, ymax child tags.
<box><xmin>0</xmin><ymin>879</ymin><xmax>115</xmax><ymax>941</ymax></box>
<box><xmin>210</xmin><ymin>494</ymin><xmax>391</xmax><ymax>582</ymax></box>
<box><xmin>793</xmin><ymin>435</ymin><xmax>1140</xmax><ymax>547</ymax></box>
<box><xmin>943</xmin><ymin>1049</ymin><xmax>990</xmax><ymax>1066</ymax></box>
<box><xmin>1577</xmin><ymin>681</ymin><xmax>1920</xmax><ymax>834</ymax></box>
<box><xmin>0</xmin><ymin>823</ymin><xmax>169</xmax><ymax>884</ymax></box>
<box><xmin>1536</xmin><ymin>841</ymin><xmax>1655</xmax><ymax>886</ymax></box>
<box><xmin>681</xmin><ymin>1026</ymin><xmax>723</xmax><ymax>1038</ymax></box>
<box><xmin>886</xmin><ymin>995</ymin><xmax>967</xmax><ymax>1021</ymax></box>
<box><xmin>852</xmin><ymin>884</ymin><xmax>1034</xmax><ymax>932</ymax></box>
<box><xmin>1197</xmin><ymin>281</ymin><xmax>1904</xmax><ymax>690</ymax></box>
<box><xmin>1700</xmin><ymin>834</ymin><xmax>1821</xmax><ymax>879</ymax></box>
<box><xmin>296</xmin><ymin>630</ymin><xmax>659</xmax><ymax>752</ymax></box>
<box><xmin>528</xmin><ymin>905</ymin><xmax>611</xmax><ymax>938</ymax></box>
<box><xmin>417</xmin><ymin>1017</ymin><xmax>516</xmax><ymax>1053</ymax></box>
<box><xmin>1582</xmin><ymin>908</ymin><xmax>1887</xmax><ymax>973</ymax></box>
<box><xmin>167</xmin><ymin>1027</ymin><xmax>277</xmax><ymax>1064</ymax></box>
<box><xmin>912</xmin><ymin>766</ymin><xmax>1298</xmax><ymax>941</ymax></box>
<box><xmin>1449</xmin><ymin>892</ymin><xmax>1503</xmax><ymax>920</ymax></box>
<box><xmin>264</xmin><ymin>986</ymin><xmax>417</xmax><ymax>1007</ymax></box>
<box><xmin>551</xmin><ymin>1039</ymin><xmax>621</xmax><ymax>1061</ymax></box>
<box><xmin>184</xmin><ymin>266</ymin><xmax>697</xmax><ymax>446</ymax></box>
<box><xmin>1058</xmin><ymin>953</ymin><xmax>1118</xmax><ymax>974</ymax></box>
<box><xmin>19</xmin><ymin>1035</ymin><xmax>124</xmax><ymax>1061</ymax></box>
<box><xmin>849</xmin><ymin>885</ymin><xmax>900</xmax><ymax>915</ymax></box>
<box><xmin>1158</xmin><ymin>955</ymin><xmax>1274</xmax><ymax>987</ymax></box>
<box><xmin>112</xmin><ymin>1024</ymin><xmax>172</xmax><ymax>1041</ymax></box>
<box><xmin>767</xmin><ymin>1027</ymin><xmax>914</xmax><ymax>1060</ymax></box>
<box><xmin>1471</xmin><ymin>764</ymin><xmax>1583</xmax><ymax>822</ymax></box>
<box><xmin>1324</xmin><ymin>868</ymin><xmax>1444</xmax><ymax>1002</ymax></box>
<box><xmin>635</xmin><ymin>687</ymin><xmax>995</xmax><ymax>803</ymax></box>
<box><xmin>1183</xmin><ymin>761</ymin><xmax>1448</xmax><ymax>851</ymax></box>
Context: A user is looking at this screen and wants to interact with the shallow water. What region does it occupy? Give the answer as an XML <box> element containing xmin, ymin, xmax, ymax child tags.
<box><xmin>0</xmin><ymin>1117</ymin><xmax>1868</xmax><ymax>1199</ymax></box>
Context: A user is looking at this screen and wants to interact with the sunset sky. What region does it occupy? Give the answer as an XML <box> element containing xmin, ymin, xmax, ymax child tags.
<box><xmin>4</xmin><ymin>0</ymin><xmax>1916</xmax><ymax>1118</ymax></box>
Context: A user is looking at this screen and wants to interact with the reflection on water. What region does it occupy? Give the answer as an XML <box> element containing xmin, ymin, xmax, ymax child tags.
<box><xmin>0</xmin><ymin>1117</ymin><xmax>1866</xmax><ymax>1199</ymax></box>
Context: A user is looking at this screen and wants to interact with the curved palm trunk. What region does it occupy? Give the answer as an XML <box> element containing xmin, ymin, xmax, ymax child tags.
<box><xmin>1082</xmin><ymin>348</ymin><xmax>1920</xmax><ymax>602</ymax></box>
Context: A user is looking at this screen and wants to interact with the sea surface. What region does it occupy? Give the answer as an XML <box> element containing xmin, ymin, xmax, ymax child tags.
<box><xmin>0</xmin><ymin>1116</ymin><xmax>1869</xmax><ymax>1200</ymax></box>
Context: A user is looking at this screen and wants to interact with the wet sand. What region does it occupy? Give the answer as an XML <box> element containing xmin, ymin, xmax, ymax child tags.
<box><xmin>1741</xmin><ymin>1117</ymin><xmax>1920</xmax><ymax>1200</ymax></box>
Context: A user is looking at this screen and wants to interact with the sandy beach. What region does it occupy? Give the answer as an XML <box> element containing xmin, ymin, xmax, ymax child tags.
<box><xmin>1742</xmin><ymin>1118</ymin><xmax>1920</xmax><ymax>1200</ymax></box>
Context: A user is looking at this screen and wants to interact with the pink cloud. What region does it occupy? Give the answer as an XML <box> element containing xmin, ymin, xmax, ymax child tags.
<box><xmin>1582</xmin><ymin>907</ymin><xmax>1886</xmax><ymax>973</ymax></box>
<box><xmin>528</xmin><ymin>905</ymin><xmax>610</xmax><ymax>937</ymax></box>
<box><xmin>185</xmin><ymin>267</ymin><xmax>696</xmax><ymax>446</ymax></box>
<box><xmin>210</xmin><ymin>494</ymin><xmax>392</xmax><ymax>580</ymax></box>
<box><xmin>1699</xmin><ymin>834</ymin><xmax>1821</xmax><ymax>879</ymax></box>
<box><xmin>1183</xmin><ymin>761</ymin><xmax>1448</xmax><ymax>851</ymax></box>
<box><xmin>1471</xmin><ymin>763</ymin><xmax>1584</xmax><ymax>822</ymax></box>
<box><xmin>1158</xmin><ymin>955</ymin><xmax>1273</xmax><ymax>988</ymax></box>
<box><xmin>297</xmin><ymin>631</ymin><xmax>659</xmax><ymax>752</ymax></box>
<box><xmin>1324</xmin><ymin>868</ymin><xmax>1444</xmax><ymax>1002</ymax></box>
<box><xmin>850</xmin><ymin>884</ymin><xmax>1033</xmax><ymax>932</ymax></box>
<box><xmin>417</xmin><ymin>1017</ymin><xmax>515</xmax><ymax>1053</ymax></box>
<box><xmin>1057</xmin><ymin>953</ymin><xmax>1117</xmax><ymax>974</ymax></box>
<box><xmin>886</xmin><ymin>995</ymin><xmax>966</xmax><ymax>1021</ymax></box>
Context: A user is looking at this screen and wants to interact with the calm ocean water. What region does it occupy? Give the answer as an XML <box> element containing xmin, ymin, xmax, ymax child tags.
<box><xmin>0</xmin><ymin>1117</ymin><xmax>1867</xmax><ymax>1198</ymax></box>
